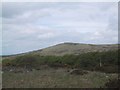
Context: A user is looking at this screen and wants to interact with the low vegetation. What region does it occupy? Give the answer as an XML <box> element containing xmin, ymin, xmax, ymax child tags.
<box><xmin>2</xmin><ymin>50</ymin><xmax>119</xmax><ymax>73</ymax></box>
<box><xmin>2</xmin><ymin>47</ymin><xmax>119</xmax><ymax>88</ymax></box>
<box><xmin>2</xmin><ymin>68</ymin><xmax>118</xmax><ymax>88</ymax></box>
<box><xmin>104</xmin><ymin>78</ymin><xmax>120</xmax><ymax>88</ymax></box>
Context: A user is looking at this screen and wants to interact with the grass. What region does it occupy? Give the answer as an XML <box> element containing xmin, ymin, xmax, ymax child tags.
<box><xmin>2</xmin><ymin>68</ymin><xmax>118</xmax><ymax>88</ymax></box>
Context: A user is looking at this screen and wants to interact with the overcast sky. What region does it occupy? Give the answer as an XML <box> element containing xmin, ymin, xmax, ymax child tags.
<box><xmin>2</xmin><ymin>2</ymin><xmax>118</xmax><ymax>55</ymax></box>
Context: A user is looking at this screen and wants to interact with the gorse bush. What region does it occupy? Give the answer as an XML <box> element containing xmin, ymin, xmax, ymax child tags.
<box><xmin>3</xmin><ymin>50</ymin><xmax>119</xmax><ymax>73</ymax></box>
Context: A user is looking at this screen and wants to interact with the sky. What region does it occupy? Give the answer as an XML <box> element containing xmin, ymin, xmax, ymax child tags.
<box><xmin>1</xmin><ymin>2</ymin><xmax>118</xmax><ymax>55</ymax></box>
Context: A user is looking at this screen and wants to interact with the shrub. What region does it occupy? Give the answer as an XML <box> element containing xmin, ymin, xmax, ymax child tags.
<box><xmin>2</xmin><ymin>50</ymin><xmax>119</xmax><ymax>73</ymax></box>
<box><xmin>104</xmin><ymin>78</ymin><xmax>120</xmax><ymax>88</ymax></box>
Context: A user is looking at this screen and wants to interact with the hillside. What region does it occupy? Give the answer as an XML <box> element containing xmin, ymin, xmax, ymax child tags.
<box><xmin>29</xmin><ymin>42</ymin><xmax>118</xmax><ymax>56</ymax></box>
<box><xmin>2</xmin><ymin>43</ymin><xmax>119</xmax><ymax>88</ymax></box>
<box><xmin>2</xmin><ymin>43</ymin><xmax>118</xmax><ymax>58</ymax></box>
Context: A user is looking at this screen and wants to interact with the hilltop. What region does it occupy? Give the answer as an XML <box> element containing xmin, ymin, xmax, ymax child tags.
<box><xmin>32</xmin><ymin>42</ymin><xmax>118</xmax><ymax>56</ymax></box>
<box><xmin>2</xmin><ymin>42</ymin><xmax>118</xmax><ymax>59</ymax></box>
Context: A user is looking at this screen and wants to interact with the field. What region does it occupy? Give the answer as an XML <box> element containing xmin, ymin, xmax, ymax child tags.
<box><xmin>2</xmin><ymin>67</ymin><xmax>118</xmax><ymax>88</ymax></box>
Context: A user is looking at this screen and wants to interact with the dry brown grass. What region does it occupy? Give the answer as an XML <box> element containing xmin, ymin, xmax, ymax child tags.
<box><xmin>2</xmin><ymin>68</ymin><xmax>118</xmax><ymax>88</ymax></box>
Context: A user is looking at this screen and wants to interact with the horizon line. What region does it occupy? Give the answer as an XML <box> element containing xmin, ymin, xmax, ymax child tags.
<box><xmin>1</xmin><ymin>42</ymin><xmax>119</xmax><ymax>56</ymax></box>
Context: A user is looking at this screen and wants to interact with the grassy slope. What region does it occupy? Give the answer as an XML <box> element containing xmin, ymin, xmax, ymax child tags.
<box><xmin>32</xmin><ymin>43</ymin><xmax>118</xmax><ymax>56</ymax></box>
<box><xmin>2</xmin><ymin>43</ymin><xmax>118</xmax><ymax>59</ymax></box>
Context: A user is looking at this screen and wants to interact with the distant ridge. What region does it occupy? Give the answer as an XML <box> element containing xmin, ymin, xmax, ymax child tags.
<box><xmin>2</xmin><ymin>42</ymin><xmax>119</xmax><ymax>58</ymax></box>
<box><xmin>29</xmin><ymin>42</ymin><xmax>118</xmax><ymax>56</ymax></box>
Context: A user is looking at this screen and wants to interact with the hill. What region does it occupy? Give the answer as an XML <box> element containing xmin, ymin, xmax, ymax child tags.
<box><xmin>32</xmin><ymin>42</ymin><xmax>118</xmax><ymax>56</ymax></box>
<box><xmin>2</xmin><ymin>43</ymin><xmax>118</xmax><ymax>59</ymax></box>
<box><xmin>2</xmin><ymin>43</ymin><xmax>119</xmax><ymax>88</ymax></box>
<box><xmin>2</xmin><ymin>42</ymin><xmax>119</xmax><ymax>73</ymax></box>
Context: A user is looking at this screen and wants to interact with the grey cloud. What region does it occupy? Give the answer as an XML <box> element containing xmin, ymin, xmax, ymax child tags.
<box><xmin>2</xmin><ymin>2</ymin><xmax>118</xmax><ymax>55</ymax></box>
<box><xmin>2</xmin><ymin>2</ymin><xmax>61</xmax><ymax>18</ymax></box>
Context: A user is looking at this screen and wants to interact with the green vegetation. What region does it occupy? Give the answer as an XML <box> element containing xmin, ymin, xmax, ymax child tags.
<box><xmin>104</xmin><ymin>78</ymin><xmax>120</xmax><ymax>88</ymax></box>
<box><xmin>2</xmin><ymin>44</ymin><xmax>119</xmax><ymax>88</ymax></box>
<box><xmin>3</xmin><ymin>50</ymin><xmax>119</xmax><ymax>73</ymax></box>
